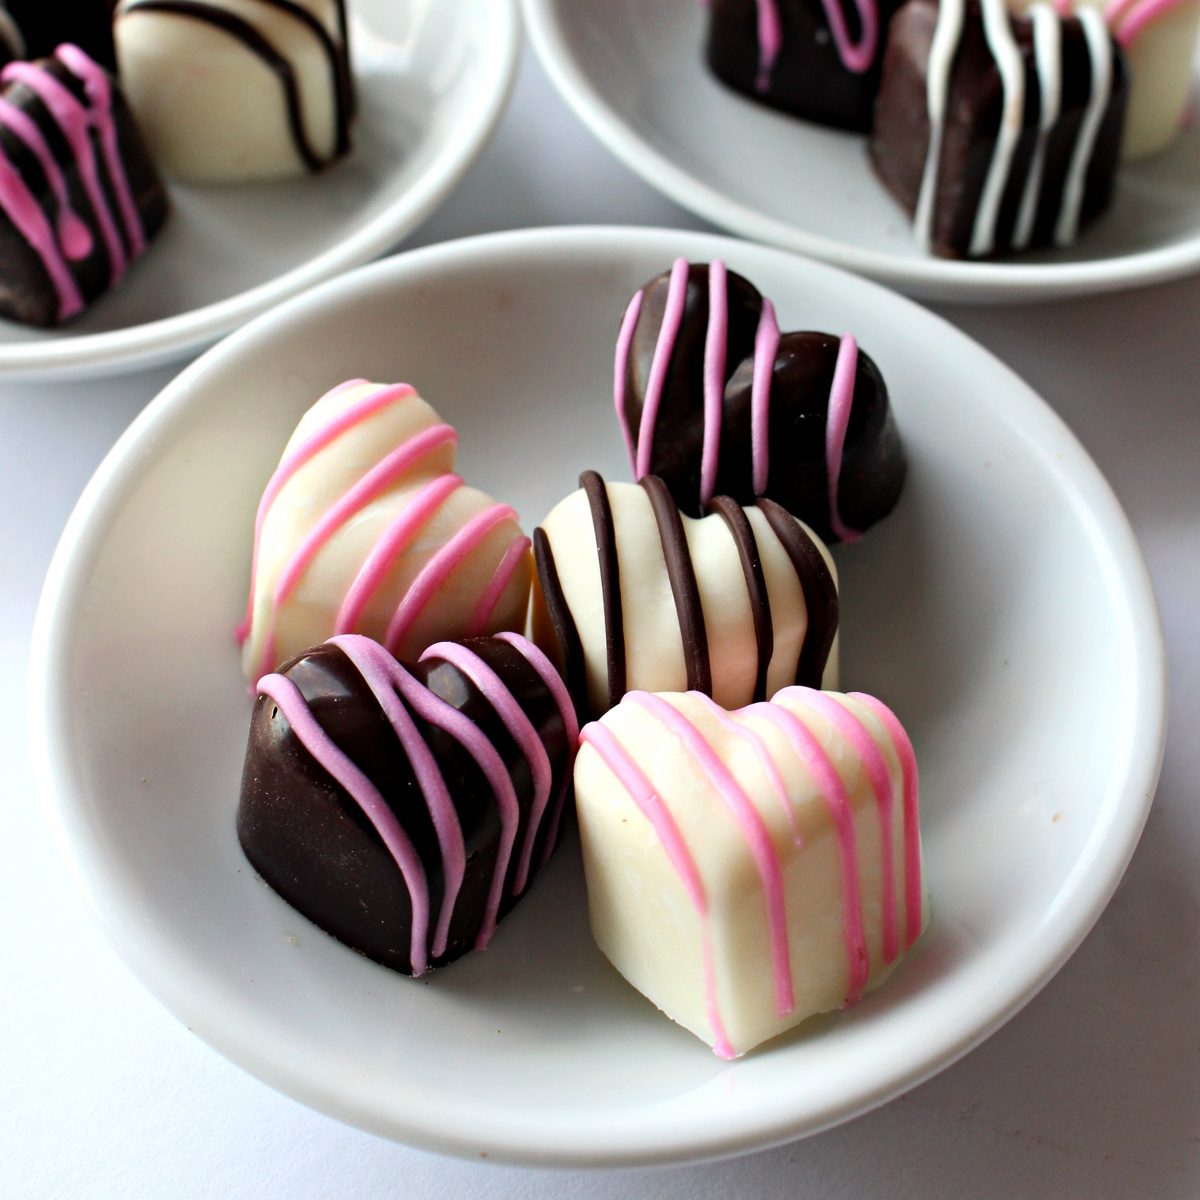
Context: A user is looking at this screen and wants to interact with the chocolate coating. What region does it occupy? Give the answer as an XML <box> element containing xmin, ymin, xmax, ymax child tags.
<box><xmin>869</xmin><ymin>0</ymin><xmax>1128</xmax><ymax>258</ymax></box>
<box><xmin>238</xmin><ymin>636</ymin><xmax>573</xmax><ymax>975</ymax></box>
<box><xmin>6</xmin><ymin>0</ymin><xmax>117</xmax><ymax>70</ymax></box>
<box><xmin>706</xmin><ymin>0</ymin><xmax>903</xmax><ymax>131</ymax></box>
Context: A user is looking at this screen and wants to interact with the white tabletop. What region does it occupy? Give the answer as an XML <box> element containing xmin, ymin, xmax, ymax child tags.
<box><xmin>5</xmin><ymin>40</ymin><xmax>1198</xmax><ymax>1200</ymax></box>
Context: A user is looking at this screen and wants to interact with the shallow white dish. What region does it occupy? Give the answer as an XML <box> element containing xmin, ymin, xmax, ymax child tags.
<box><xmin>30</xmin><ymin>226</ymin><xmax>1165</xmax><ymax>1166</ymax></box>
<box><xmin>523</xmin><ymin>0</ymin><xmax>1200</xmax><ymax>304</ymax></box>
<box><xmin>0</xmin><ymin>0</ymin><xmax>519</xmax><ymax>381</ymax></box>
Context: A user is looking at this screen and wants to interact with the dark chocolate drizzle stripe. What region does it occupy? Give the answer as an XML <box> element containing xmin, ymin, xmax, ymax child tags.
<box><xmin>119</xmin><ymin>0</ymin><xmax>351</xmax><ymax>170</ymax></box>
<box><xmin>756</xmin><ymin>498</ymin><xmax>838</xmax><ymax>689</ymax></box>
<box><xmin>532</xmin><ymin>527</ymin><xmax>589</xmax><ymax>723</ymax></box>
<box><xmin>708</xmin><ymin>495</ymin><xmax>773</xmax><ymax>703</ymax></box>
<box><xmin>581</xmin><ymin>470</ymin><xmax>626</xmax><ymax>711</ymax></box>
<box><xmin>640</xmin><ymin>475</ymin><xmax>712</xmax><ymax>695</ymax></box>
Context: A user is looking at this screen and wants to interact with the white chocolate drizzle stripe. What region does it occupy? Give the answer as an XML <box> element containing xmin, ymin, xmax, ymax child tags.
<box><xmin>1014</xmin><ymin>6</ymin><xmax>1063</xmax><ymax>250</ymax></box>
<box><xmin>914</xmin><ymin>0</ymin><xmax>966</xmax><ymax>249</ymax></box>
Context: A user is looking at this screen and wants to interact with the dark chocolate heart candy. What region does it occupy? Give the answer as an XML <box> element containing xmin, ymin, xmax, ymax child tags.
<box><xmin>237</xmin><ymin>632</ymin><xmax>577</xmax><ymax>976</ymax></box>
<box><xmin>615</xmin><ymin>260</ymin><xmax>905</xmax><ymax>543</ymax></box>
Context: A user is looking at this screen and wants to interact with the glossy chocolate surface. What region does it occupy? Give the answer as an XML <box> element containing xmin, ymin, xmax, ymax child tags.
<box><xmin>7</xmin><ymin>0</ymin><xmax>118</xmax><ymax>70</ymax></box>
<box><xmin>238</xmin><ymin>637</ymin><xmax>572</xmax><ymax>975</ymax></box>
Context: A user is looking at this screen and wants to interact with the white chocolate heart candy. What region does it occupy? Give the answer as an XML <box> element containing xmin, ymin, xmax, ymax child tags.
<box><xmin>238</xmin><ymin>380</ymin><xmax>532</xmax><ymax>683</ymax></box>
<box><xmin>532</xmin><ymin>471</ymin><xmax>839</xmax><ymax>721</ymax></box>
<box><xmin>575</xmin><ymin>687</ymin><xmax>928</xmax><ymax>1058</ymax></box>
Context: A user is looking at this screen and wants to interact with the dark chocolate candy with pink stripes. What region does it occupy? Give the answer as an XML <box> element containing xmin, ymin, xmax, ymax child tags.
<box><xmin>0</xmin><ymin>47</ymin><xmax>168</xmax><ymax>327</ymax></box>
<box><xmin>238</xmin><ymin>633</ymin><xmax>577</xmax><ymax>976</ymax></box>
<box><xmin>615</xmin><ymin>260</ymin><xmax>905</xmax><ymax>544</ymax></box>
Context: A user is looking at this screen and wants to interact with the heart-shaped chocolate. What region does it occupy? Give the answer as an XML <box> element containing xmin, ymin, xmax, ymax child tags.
<box><xmin>575</xmin><ymin>686</ymin><xmax>927</xmax><ymax>1058</ymax></box>
<box><xmin>532</xmin><ymin>471</ymin><xmax>839</xmax><ymax>722</ymax></box>
<box><xmin>238</xmin><ymin>380</ymin><xmax>532</xmax><ymax>683</ymax></box>
<box><xmin>614</xmin><ymin>260</ymin><xmax>906</xmax><ymax>543</ymax></box>
<box><xmin>237</xmin><ymin>632</ymin><xmax>577</xmax><ymax>976</ymax></box>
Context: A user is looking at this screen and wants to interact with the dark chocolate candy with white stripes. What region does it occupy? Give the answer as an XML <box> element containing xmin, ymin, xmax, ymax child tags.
<box><xmin>869</xmin><ymin>0</ymin><xmax>1128</xmax><ymax>259</ymax></box>
<box><xmin>0</xmin><ymin>47</ymin><xmax>168</xmax><ymax>327</ymax></box>
<box><xmin>533</xmin><ymin>472</ymin><xmax>839</xmax><ymax>722</ymax></box>
<box><xmin>615</xmin><ymin>260</ymin><xmax>905</xmax><ymax>544</ymax></box>
<box><xmin>238</xmin><ymin>633</ymin><xmax>577</xmax><ymax>976</ymax></box>
<box><xmin>706</xmin><ymin>0</ymin><xmax>904</xmax><ymax>131</ymax></box>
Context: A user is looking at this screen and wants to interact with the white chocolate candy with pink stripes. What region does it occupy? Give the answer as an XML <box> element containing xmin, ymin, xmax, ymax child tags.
<box><xmin>238</xmin><ymin>380</ymin><xmax>532</xmax><ymax>682</ymax></box>
<box><xmin>575</xmin><ymin>686</ymin><xmax>928</xmax><ymax>1058</ymax></box>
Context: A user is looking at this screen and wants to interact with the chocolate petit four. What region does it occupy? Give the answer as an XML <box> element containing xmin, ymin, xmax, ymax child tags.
<box><xmin>0</xmin><ymin>45</ymin><xmax>168</xmax><ymax>326</ymax></box>
<box><xmin>114</xmin><ymin>0</ymin><xmax>354</xmax><ymax>182</ymax></box>
<box><xmin>576</xmin><ymin>685</ymin><xmax>927</xmax><ymax>1057</ymax></box>
<box><xmin>240</xmin><ymin>633</ymin><xmax>578</xmax><ymax>975</ymax></box>
<box><xmin>238</xmin><ymin>380</ymin><xmax>533</xmax><ymax>684</ymax></box>
<box><xmin>615</xmin><ymin>259</ymin><xmax>905</xmax><ymax>542</ymax></box>
<box><xmin>706</xmin><ymin>0</ymin><xmax>904</xmax><ymax>130</ymax></box>
<box><xmin>532</xmin><ymin>471</ymin><xmax>839</xmax><ymax>722</ymax></box>
<box><xmin>870</xmin><ymin>0</ymin><xmax>1129</xmax><ymax>258</ymax></box>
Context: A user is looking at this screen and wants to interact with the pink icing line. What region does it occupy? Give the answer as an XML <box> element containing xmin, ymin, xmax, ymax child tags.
<box><xmin>329</xmin><ymin>635</ymin><xmax>465</xmax><ymax>960</ymax></box>
<box><xmin>754</xmin><ymin>0</ymin><xmax>783</xmax><ymax>91</ymax></box>
<box><xmin>236</xmin><ymin>380</ymin><xmax>411</xmax><ymax>645</ymax></box>
<box><xmin>0</xmin><ymin>96</ymin><xmax>92</xmax><ymax>260</ymax></box>
<box><xmin>333</xmin><ymin>474</ymin><xmax>462</xmax><ymax>640</ymax></box>
<box><xmin>580</xmin><ymin>719</ymin><xmax>735</xmax><ymax>1060</ymax></box>
<box><xmin>3</xmin><ymin>55</ymin><xmax>126</xmax><ymax>286</ymax></box>
<box><xmin>493</xmin><ymin>631</ymin><xmax>579</xmax><ymax>865</ymax></box>
<box><xmin>1108</xmin><ymin>0</ymin><xmax>1194</xmax><ymax>43</ymax></box>
<box><xmin>629</xmin><ymin>693</ymin><xmax>795</xmax><ymax>1018</ymax></box>
<box><xmin>383</xmin><ymin>503</ymin><xmax>520</xmax><ymax>656</ymax></box>
<box><xmin>55</xmin><ymin>45</ymin><xmax>145</xmax><ymax>257</ymax></box>
<box><xmin>786</xmin><ymin>687</ymin><xmax>898</xmax><ymax>964</ymax></box>
<box><xmin>466</xmin><ymin>535</ymin><xmax>530</xmax><ymax>636</ymax></box>
<box><xmin>850</xmin><ymin>692</ymin><xmax>923</xmax><ymax>950</ymax></box>
<box><xmin>271</xmin><ymin>423</ymin><xmax>458</xmax><ymax>612</ymax></box>
<box><xmin>826</xmin><ymin>334</ymin><xmax>862</xmax><ymax>545</ymax></box>
<box><xmin>614</xmin><ymin>288</ymin><xmax>644</xmax><ymax>472</ymax></box>
<box><xmin>634</xmin><ymin>257</ymin><xmax>690</xmax><ymax>480</ymax></box>
<box><xmin>421</xmin><ymin>640</ymin><xmax>553</xmax><ymax>895</ymax></box>
<box><xmin>257</xmin><ymin>671</ymin><xmax>433</xmax><ymax>975</ymax></box>
<box><xmin>754</xmin><ymin>0</ymin><xmax>878</xmax><ymax>86</ymax></box>
<box><xmin>750</xmin><ymin>298</ymin><xmax>780</xmax><ymax>496</ymax></box>
<box><xmin>754</xmin><ymin>701</ymin><xmax>869</xmax><ymax>1004</ymax></box>
<box><xmin>699</xmin><ymin>261</ymin><xmax>728</xmax><ymax>508</ymax></box>
<box><xmin>0</xmin><ymin>142</ymin><xmax>84</xmax><ymax>321</ymax></box>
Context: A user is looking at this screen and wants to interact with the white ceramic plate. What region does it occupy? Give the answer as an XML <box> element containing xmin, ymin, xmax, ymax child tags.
<box><xmin>30</xmin><ymin>227</ymin><xmax>1165</xmax><ymax>1166</ymax></box>
<box><xmin>0</xmin><ymin>0</ymin><xmax>519</xmax><ymax>381</ymax></box>
<box><xmin>522</xmin><ymin>0</ymin><xmax>1200</xmax><ymax>303</ymax></box>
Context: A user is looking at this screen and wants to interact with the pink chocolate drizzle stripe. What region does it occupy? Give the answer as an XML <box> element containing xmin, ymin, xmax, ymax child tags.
<box><xmin>383</xmin><ymin>504</ymin><xmax>520</xmax><ymax>655</ymax></box>
<box><xmin>420</xmin><ymin>640</ymin><xmax>552</xmax><ymax>895</ymax></box>
<box><xmin>754</xmin><ymin>0</ymin><xmax>879</xmax><ymax>88</ymax></box>
<box><xmin>235</xmin><ymin>380</ymin><xmax>412</xmax><ymax>644</ymax></box>
<box><xmin>0</xmin><ymin>96</ymin><xmax>92</xmax><ymax>259</ymax></box>
<box><xmin>635</xmin><ymin>257</ymin><xmax>690</xmax><ymax>480</ymax></box>
<box><xmin>271</xmin><ymin>423</ymin><xmax>458</xmax><ymax>611</ymax></box>
<box><xmin>753</xmin><ymin>701</ymin><xmax>870</xmax><ymax>1004</ymax></box>
<box><xmin>825</xmin><ymin>335</ymin><xmax>862</xmax><ymax>545</ymax></box>
<box><xmin>329</xmin><ymin>635</ymin><xmax>465</xmax><ymax>960</ymax></box>
<box><xmin>580</xmin><ymin>719</ymin><xmax>735</xmax><ymax>1060</ymax></box>
<box><xmin>3</xmin><ymin>55</ymin><xmax>127</xmax><ymax>285</ymax></box>
<box><xmin>628</xmin><ymin>692</ymin><xmax>795</xmax><ymax>1018</ymax></box>
<box><xmin>614</xmin><ymin>288</ymin><xmax>644</xmax><ymax>471</ymax></box>
<box><xmin>0</xmin><ymin>149</ymin><xmax>83</xmax><ymax>321</ymax></box>
<box><xmin>750</xmin><ymin>298</ymin><xmax>780</xmax><ymax>496</ymax></box>
<box><xmin>493</xmin><ymin>631</ymin><xmax>579</xmax><ymax>865</ymax></box>
<box><xmin>334</xmin><ymin>474</ymin><xmax>462</xmax><ymax>638</ymax></box>
<box><xmin>754</xmin><ymin>0</ymin><xmax>783</xmax><ymax>91</ymax></box>
<box><xmin>850</xmin><ymin>692</ymin><xmax>923</xmax><ymax>949</ymax></box>
<box><xmin>699</xmin><ymin>260</ymin><xmax>728</xmax><ymax>508</ymax></box>
<box><xmin>55</xmin><ymin>45</ymin><xmax>146</xmax><ymax>256</ymax></box>
<box><xmin>466</xmin><ymin>535</ymin><xmax>530</xmax><ymax>636</ymax></box>
<box><xmin>257</xmin><ymin>670</ymin><xmax>433</xmax><ymax>974</ymax></box>
<box><xmin>788</xmin><ymin>687</ymin><xmax>898</xmax><ymax>963</ymax></box>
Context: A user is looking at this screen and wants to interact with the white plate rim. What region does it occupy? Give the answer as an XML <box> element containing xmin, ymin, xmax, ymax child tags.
<box><xmin>521</xmin><ymin>0</ymin><xmax>1200</xmax><ymax>304</ymax></box>
<box><xmin>28</xmin><ymin>225</ymin><xmax>1168</xmax><ymax>1165</ymax></box>
<box><xmin>0</xmin><ymin>0</ymin><xmax>521</xmax><ymax>382</ymax></box>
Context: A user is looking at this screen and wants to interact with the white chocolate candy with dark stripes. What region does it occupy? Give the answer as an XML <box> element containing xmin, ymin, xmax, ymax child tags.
<box><xmin>575</xmin><ymin>687</ymin><xmax>928</xmax><ymax>1058</ymax></box>
<box><xmin>238</xmin><ymin>380</ymin><xmax>532</xmax><ymax>683</ymax></box>
<box><xmin>114</xmin><ymin>0</ymin><xmax>353</xmax><ymax>182</ymax></box>
<box><xmin>532</xmin><ymin>471</ymin><xmax>839</xmax><ymax>722</ymax></box>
